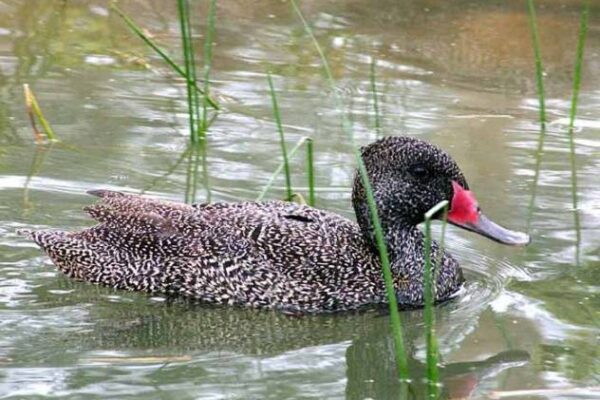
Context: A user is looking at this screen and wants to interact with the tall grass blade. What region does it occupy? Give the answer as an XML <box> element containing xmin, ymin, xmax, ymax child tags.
<box><xmin>306</xmin><ymin>137</ymin><xmax>315</xmax><ymax>207</ymax></box>
<box><xmin>567</xmin><ymin>0</ymin><xmax>589</xmax><ymax>265</ymax></box>
<box><xmin>525</xmin><ymin>0</ymin><xmax>547</xmax><ymax>231</ymax></box>
<box><xmin>370</xmin><ymin>59</ymin><xmax>381</xmax><ymax>137</ymax></box>
<box><xmin>184</xmin><ymin>144</ymin><xmax>201</xmax><ymax>204</ymax></box>
<box><xmin>200</xmin><ymin>0</ymin><xmax>217</xmax><ymax>136</ymax></box>
<box><xmin>290</xmin><ymin>0</ymin><xmax>409</xmax><ymax>380</ymax></box>
<box><xmin>111</xmin><ymin>3</ymin><xmax>219</xmax><ymax>110</ymax></box>
<box><xmin>257</xmin><ymin>137</ymin><xmax>308</xmax><ymax>202</ymax></box>
<box><xmin>177</xmin><ymin>0</ymin><xmax>202</xmax><ymax>143</ymax></box>
<box><xmin>423</xmin><ymin>200</ymin><xmax>448</xmax><ymax>398</ymax></box>
<box><xmin>23</xmin><ymin>84</ymin><xmax>57</xmax><ymax>142</ymax></box>
<box><xmin>267</xmin><ymin>72</ymin><xmax>293</xmax><ymax>201</ymax></box>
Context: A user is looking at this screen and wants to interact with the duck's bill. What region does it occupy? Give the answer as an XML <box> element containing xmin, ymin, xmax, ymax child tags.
<box><xmin>447</xmin><ymin>181</ymin><xmax>530</xmax><ymax>246</ymax></box>
<box><xmin>449</xmin><ymin>212</ymin><xmax>530</xmax><ymax>246</ymax></box>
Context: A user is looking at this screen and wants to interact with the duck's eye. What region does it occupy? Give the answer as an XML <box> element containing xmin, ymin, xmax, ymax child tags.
<box><xmin>409</xmin><ymin>164</ymin><xmax>430</xmax><ymax>179</ymax></box>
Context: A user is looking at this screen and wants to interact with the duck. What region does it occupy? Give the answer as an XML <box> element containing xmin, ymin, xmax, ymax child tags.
<box><xmin>20</xmin><ymin>136</ymin><xmax>529</xmax><ymax>314</ymax></box>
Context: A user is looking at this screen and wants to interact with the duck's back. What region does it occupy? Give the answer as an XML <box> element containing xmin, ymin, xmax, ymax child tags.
<box><xmin>25</xmin><ymin>190</ymin><xmax>384</xmax><ymax>313</ymax></box>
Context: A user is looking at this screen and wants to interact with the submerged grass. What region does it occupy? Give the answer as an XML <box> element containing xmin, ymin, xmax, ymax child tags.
<box><xmin>525</xmin><ymin>0</ymin><xmax>547</xmax><ymax>231</ymax></box>
<box><xmin>111</xmin><ymin>3</ymin><xmax>219</xmax><ymax>111</ymax></box>
<box><xmin>290</xmin><ymin>0</ymin><xmax>409</xmax><ymax>380</ymax></box>
<box><xmin>267</xmin><ymin>72</ymin><xmax>293</xmax><ymax>201</ymax></box>
<box><xmin>566</xmin><ymin>0</ymin><xmax>589</xmax><ymax>265</ymax></box>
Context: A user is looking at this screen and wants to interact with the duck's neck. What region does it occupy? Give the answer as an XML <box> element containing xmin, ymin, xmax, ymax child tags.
<box><xmin>358</xmin><ymin>215</ymin><xmax>462</xmax><ymax>305</ymax></box>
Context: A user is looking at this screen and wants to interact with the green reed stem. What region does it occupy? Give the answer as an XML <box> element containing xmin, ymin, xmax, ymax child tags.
<box><xmin>177</xmin><ymin>0</ymin><xmax>201</xmax><ymax>143</ymax></box>
<box><xmin>423</xmin><ymin>200</ymin><xmax>448</xmax><ymax>398</ymax></box>
<box><xmin>370</xmin><ymin>59</ymin><xmax>381</xmax><ymax>137</ymax></box>
<box><xmin>567</xmin><ymin>0</ymin><xmax>589</xmax><ymax>265</ymax></box>
<box><xmin>257</xmin><ymin>137</ymin><xmax>309</xmax><ymax>201</ymax></box>
<box><xmin>525</xmin><ymin>0</ymin><xmax>547</xmax><ymax>232</ymax></box>
<box><xmin>291</xmin><ymin>0</ymin><xmax>409</xmax><ymax>380</ymax></box>
<box><xmin>111</xmin><ymin>3</ymin><xmax>219</xmax><ymax>110</ymax></box>
<box><xmin>200</xmin><ymin>0</ymin><xmax>216</xmax><ymax>137</ymax></box>
<box><xmin>306</xmin><ymin>138</ymin><xmax>315</xmax><ymax>207</ymax></box>
<box><xmin>185</xmin><ymin>145</ymin><xmax>200</xmax><ymax>204</ymax></box>
<box><xmin>267</xmin><ymin>72</ymin><xmax>293</xmax><ymax>201</ymax></box>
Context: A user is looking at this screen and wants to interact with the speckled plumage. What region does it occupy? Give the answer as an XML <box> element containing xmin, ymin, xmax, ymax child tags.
<box><xmin>23</xmin><ymin>136</ymin><xmax>467</xmax><ymax>314</ymax></box>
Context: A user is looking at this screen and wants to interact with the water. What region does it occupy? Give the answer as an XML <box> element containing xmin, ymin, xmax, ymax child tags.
<box><xmin>0</xmin><ymin>0</ymin><xmax>598</xmax><ymax>398</ymax></box>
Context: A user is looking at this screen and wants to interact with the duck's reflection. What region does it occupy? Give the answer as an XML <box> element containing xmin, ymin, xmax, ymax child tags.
<box><xmin>66</xmin><ymin>296</ymin><xmax>528</xmax><ymax>399</ymax></box>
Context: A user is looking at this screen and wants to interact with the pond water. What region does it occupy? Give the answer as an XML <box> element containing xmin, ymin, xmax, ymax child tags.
<box><xmin>0</xmin><ymin>0</ymin><xmax>598</xmax><ymax>399</ymax></box>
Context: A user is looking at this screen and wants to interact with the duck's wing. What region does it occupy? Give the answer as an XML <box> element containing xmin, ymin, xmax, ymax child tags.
<box><xmin>23</xmin><ymin>191</ymin><xmax>378</xmax><ymax>312</ymax></box>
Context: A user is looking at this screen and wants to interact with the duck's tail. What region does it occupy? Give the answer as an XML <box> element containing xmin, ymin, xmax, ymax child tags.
<box><xmin>18</xmin><ymin>190</ymin><xmax>201</xmax><ymax>292</ymax></box>
<box><xmin>18</xmin><ymin>229</ymin><xmax>99</xmax><ymax>281</ymax></box>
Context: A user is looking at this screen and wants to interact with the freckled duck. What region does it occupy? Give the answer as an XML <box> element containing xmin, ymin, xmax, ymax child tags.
<box><xmin>21</xmin><ymin>136</ymin><xmax>529</xmax><ymax>313</ymax></box>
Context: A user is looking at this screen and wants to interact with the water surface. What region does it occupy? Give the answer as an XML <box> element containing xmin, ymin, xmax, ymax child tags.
<box><xmin>0</xmin><ymin>1</ymin><xmax>598</xmax><ymax>399</ymax></box>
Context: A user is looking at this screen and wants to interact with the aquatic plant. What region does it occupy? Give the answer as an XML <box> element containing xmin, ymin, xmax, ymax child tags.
<box><xmin>200</xmin><ymin>0</ymin><xmax>217</xmax><ymax>136</ymax></box>
<box><xmin>566</xmin><ymin>0</ymin><xmax>590</xmax><ymax>265</ymax></box>
<box><xmin>423</xmin><ymin>200</ymin><xmax>449</xmax><ymax>398</ymax></box>
<box><xmin>290</xmin><ymin>0</ymin><xmax>409</xmax><ymax>380</ymax></box>
<box><xmin>525</xmin><ymin>0</ymin><xmax>546</xmax><ymax>230</ymax></box>
<box><xmin>306</xmin><ymin>137</ymin><xmax>315</xmax><ymax>207</ymax></box>
<box><xmin>111</xmin><ymin>3</ymin><xmax>219</xmax><ymax>111</ymax></box>
<box><xmin>370</xmin><ymin>59</ymin><xmax>382</xmax><ymax>137</ymax></box>
<box><xmin>177</xmin><ymin>0</ymin><xmax>202</xmax><ymax>142</ymax></box>
<box><xmin>23</xmin><ymin>84</ymin><xmax>57</xmax><ymax>142</ymax></box>
<box><xmin>526</xmin><ymin>0</ymin><xmax>589</xmax><ymax>264</ymax></box>
<box><xmin>267</xmin><ymin>72</ymin><xmax>293</xmax><ymax>201</ymax></box>
<box><xmin>257</xmin><ymin>136</ymin><xmax>313</xmax><ymax>202</ymax></box>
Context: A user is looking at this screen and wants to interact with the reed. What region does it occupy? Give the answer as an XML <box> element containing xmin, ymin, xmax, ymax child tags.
<box><xmin>525</xmin><ymin>0</ymin><xmax>546</xmax><ymax>231</ymax></box>
<box><xmin>200</xmin><ymin>0</ymin><xmax>217</xmax><ymax>136</ymax></box>
<box><xmin>257</xmin><ymin>137</ymin><xmax>309</xmax><ymax>202</ymax></box>
<box><xmin>185</xmin><ymin>143</ymin><xmax>201</xmax><ymax>204</ymax></box>
<box><xmin>111</xmin><ymin>3</ymin><xmax>219</xmax><ymax>110</ymax></box>
<box><xmin>370</xmin><ymin>59</ymin><xmax>382</xmax><ymax>137</ymax></box>
<box><xmin>23</xmin><ymin>84</ymin><xmax>57</xmax><ymax>142</ymax></box>
<box><xmin>566</xmin><ymin>0</ymin><xmax>589</xmax><ymax>265</ymax></box>
<box><xmin>267</xmin><ymin>72</ymin><xmax>293</xmax><ymax>201</ymax></box>
<box><xmin>423</xmin><ymin>200</ymin><xmax>449</xmax><ymax>398</ymax></box>
<box><xmin>177</xmin><ymin>0</ymin><xmax>202</xmax><ymax>143</ymax></box>
<box><xmin>306</xmin><ymin>138</ymin><xmax>316</xmax><ymax>207</ymax></box>
<box><xmin>290</xmin><ymin>0</ymin><xmax>409</xmax><ymax>380</ymax></box>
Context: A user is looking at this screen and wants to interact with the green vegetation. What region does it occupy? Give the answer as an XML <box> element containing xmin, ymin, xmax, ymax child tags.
<box><xmin>526</xmin><ymin>0</ymin><xmax>589</xmax><ymax>265</ymax></box>
<box><xmin>111</xmin><ymin>3</ymin><xmax>219</xmax><ymax>111</ymax></box>
<box><xmin>290</xmin><ymin>0</ymin><xmax>410</xmax><ymax>380</ymax></box>
<box><xmin>267</xmin><ymin>72</ymin><xmax>294</xmax><ymax>201</ymax></box>
<box><xmin>423</xmin><ymin>200</ymin><xmax>449</xmax><ymax>398</ymax></box>
<box><xmin>200</xmin><ymin>0</ymin><xmax>217</xmax><ymax>136</ymax></box>
<box><xmin>525</xmin><ymin>0</ymin><xmax>546</xmax><ymax>231</ymax></box>
<box><xmin>23</xmin><ymin>84</ymin><xmax>58</xmax><ymax>142</ymax></box>
<box><xmin>177</xmin><ymin>0</ymin><xmax>202</xmax><ymax>142</ymax></box>
<box><xmin>306</xmin><ymin>138</ymin><xmax>316</xmax><ymax>207</ymax></box>
<box><xmin>370</xmin><ymin>59</ymin><xmax>382</xmax><ymax>137</ymax></box>
<box><xmin>257</xmin><ymin>136</ymin><xmax>313</xmax><ymax>202</ymax></box>
<box><xmin>567</xmin><ymin>0</ymin><xmax>590</xmax><ymax>265</ymax></box>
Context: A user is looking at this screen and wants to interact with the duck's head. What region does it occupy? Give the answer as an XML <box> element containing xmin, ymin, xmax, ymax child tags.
<box><xmin>352</xmin><ymin>136</ymin><xmax>530</xmax><ymax>248</ymax></box>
